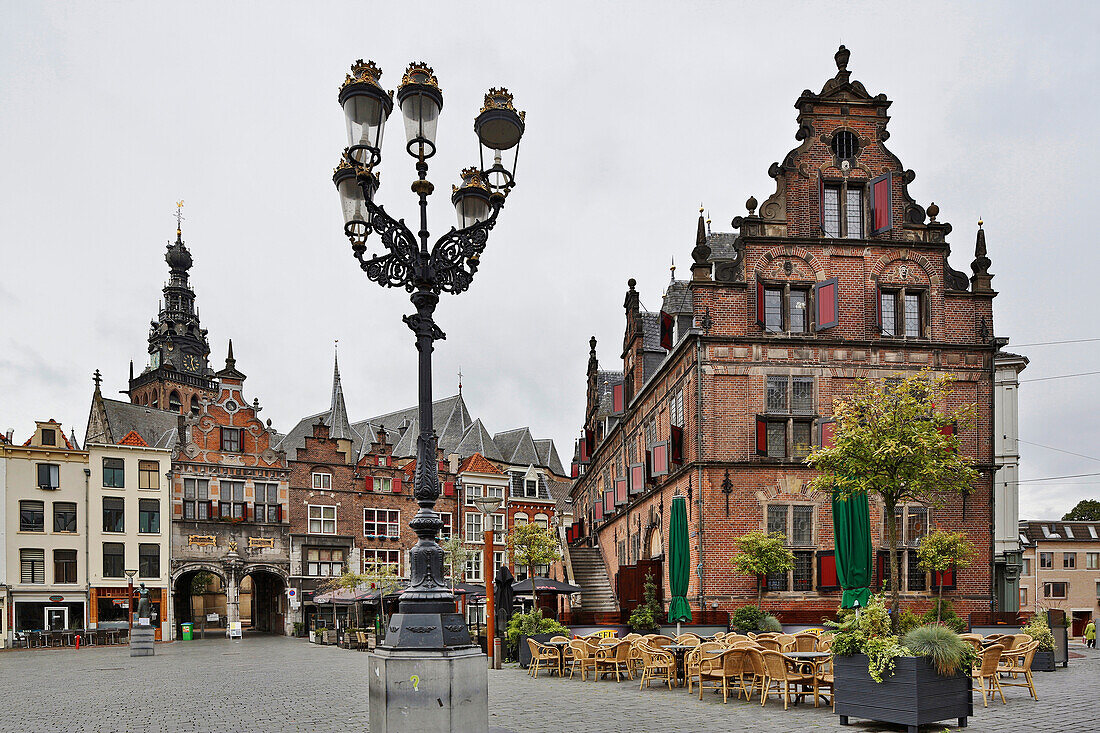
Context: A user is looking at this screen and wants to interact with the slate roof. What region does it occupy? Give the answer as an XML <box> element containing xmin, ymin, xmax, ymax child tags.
<box><xmin>455</xmin><ymin>419</ymin><xmax>504</xmax><ymax>462</ymax></box>
<box><xmin>361</xmin><ymin>394</ymin><xmax>473</xmax><ymax>458</ymax></box>
<box><xmin>1020</xmin><ymin>520</ymin><xmax>1100</xmax><ymax>544</ymax></box>
<box><xmin>594</xmin><ymin>370</ymin><xmax>624</xmax><ymax>419</ymax></box>
<box><xmin>92</xmin><ymin>397</ymin><xmax>179</xmax><ymax>449</ymax></box>
<box><xmin>328</xmin><ymin>353</ymin><xmax>353</xmax><ymax>441</ymax></box>
<box><xmin>662</xmin><ymin>279</ymin><xmax>693</xmax><ymax>315</ymax></box>
<box><xmin>495</xmin><ymin>427</ymin><xmax>541</xmax><ymax>466</ymax></box>
<box><xmin>508</xmin><ymin>469</ymin><xmax>553</xmax><ymax>502</ymax></box>
<box><xmin>534</xmin><ymin>439</ymin><xmax>565</xmax><ymax>477</ymax></box>
<box><xmin>706</xmin><ymin>232</ymin><xmax>740</xmax><ymax>262</ymax></box>
<box><xmin>640</xmin><ymin>312</ymin><xmax>663</xmax><ymax>352</ymax></box>
<box><xmin>545</xmin><ymin>477</ymin><xmax>574</xmax><ymax>516</ymax></box>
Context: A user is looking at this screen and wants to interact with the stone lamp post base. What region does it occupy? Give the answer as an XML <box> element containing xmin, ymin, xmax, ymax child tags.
<box><xmin>368</xmin><ymin>646</ymin><xmax>488</xmax><ymax>733</ymax></box>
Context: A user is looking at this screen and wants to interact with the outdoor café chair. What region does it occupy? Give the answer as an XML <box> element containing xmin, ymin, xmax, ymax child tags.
<box><xmin>760</xmin><ymin>650</ymin><xmax>816</xmax><ymax>709</ymax></box>
<box><xmin>793</xmin><ymin>633</ymin><xmax>818</xmax><ymax>652</ymax></box>
<box><xmin>776</xmin><ymin>633</ymin><xmax>797</xmax><ymax>651</ymax></box>
<box><xmin>568</xmin><ymin>639</ymin><xmax>596</xmax><ymax>680</ymax></box>
<box><xmin>998</xmin><ymin>640</ymin><xmax>1039</xmax><ymax>701</ymax></box>
<box><xmin>648</xmin><ymin>634</ymin><xmax>674</xmax><ymax>649</ymax></box>
<box><xmin>676</xmin><ymin>633</ymin><xmax>700</xmax><ymax>645</ymax></box>
<box><xmin>815</xmin><ymin>655</ymin><xmax>835</xmax><ymax>710</ymax></box>
<box><xmin>756</xmin><ymin>638</ymin><xmax>782</xmax><ymax>652</ymax></box>
<box><xmin>724</xmin><ymin>633</ymin><xmax>748</xmax><ymax>645</ymax></box>
<box><xmin>697</xmin><ymin>648</ymin><xmax>747</xmax><ymax>703</ymax></box>
<box><xmin>960</xmin><ymin>633</ymin><xmax>983</xmax><ymax>650</ymax></box>
<box><xmin>638</xmin><ymin>643</ymin><xmax>676</xmax><ymax>690</ymax></box>
<box><xmin>594</xmin><ymin>640</ymin><xmax>633</xmax><ymax>681</ymax></box>
<box><xmin>973</xmin><ymin>643</ymin><xmax>1007</xmax><ymax>706</ymax></box>
<box><xmin>684</xmin><ymin>642</ymin><xmax>726</xmax><ymax>693</ymax></box>
<box><xmin>1008</xmin><ymin>633</ymin><xmax>1033</xmax><ymax>650</ymax></box>
<box><xmin>755</xmin><ymin>632</ymin><xmax>780</xmax><ymax>639</ymax></box>
<box><xmin>816</xmin><ymin>636</ymin><xmax>833</xmax><ymax>653</ymax></box>
<box><xmin>741</xmin><ymin>648</ymin><xmax>768</xmax><ymax>702</ymax></box>
<box><xmin>527</xmin><ymin>639</ymin><xmax>559</xmax><ymax>678</ymax></box>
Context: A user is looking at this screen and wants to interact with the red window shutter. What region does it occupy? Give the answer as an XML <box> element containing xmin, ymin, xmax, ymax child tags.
<box><xmin>438</xmin><ymin>461</ymin><xmax>446</xmax><ymax>475</ymax></box>
<box><xmin>934</xmin><ymin>566</ymin><xmax>957</xmax><ymax>589</ymax></box>
<box><xmin>938</xmin><ymin>423</ymin><xmax>957</xmax><ymax>453</ymax></box>
<box><xmin>392</xmin><ymin>476</ymin><xmax>402</xmax><ymax>494</ymax></box>
<box><xmin>364</xmin><ymin>476</ymin><xmax>374</xmax><ymax>492</ymax></box>
<box><xmin>870</xmin><ymin>173</ymin><xmax>892</xmax><ymax>234</ymax></box>
<box><xmin>386</xmin><ymin>455</ymin><xmax>392</xmax><ymax>467</ymax></box>
<box><xmin>818</xmin><ymin>175</ymin><xmax>826</xmax><ymax>233</ymax></box>
<box><xmin>819</xmin><ymin>419</ymin><xmax>836</xmax><ymax>449</ymax></box>
<box><xmin>571</xmin><ymin>462</ymin><xmax>579</xmax><ymax>478</ymax></box>
<box><xmin>755</xmin><ymin>416</ymin><xmax>768</xmax><ymax>456</ymax></box>
<box><xmin>241</xmin><ymin>504</ymin><xmax>248</xmax><ymax>521</ymax></box>
<box><xmin>817</xmin><ymin>551</ymin><xmax>839</xmax><ymax>590</ymax></box>
<box><xmin>629</xmin><ymin>465</ymin><xmax>644</xmax><ymax>495</ymax></box>
<box><xmin>670</xmin><ymin>425</ymin><xmax>684</xmax><ymax>463</ymax></box>
<box><xmin>578</xmin><ymin>436</ymin><xmax>589</xmax><ymax>463</ymax></box>
<box><xmin>659</xmin><ymin>311</ymin><xmax>673</xmax><ymax>350</ymax></box>
<box><xmin>276</xmin><ymin>504</ymin><xmax>283</xmax><ymax>523</ymax></box>
<box><xmin>652</xmin><ymin>442</ymin><xmax>668</xmax><ymax>476</ymax></box>
<box><xmin>444</xmin><ymin>481</ymin><xmax>455</xmax><ymax>497</ymax></box>
<box><xmin>756</xmin><ymin>281</ymin><xmax>765</xmax><ymax>326</ymax></box>
<box><xmin>612</xmin><ymin>382</ymin><xmax>624</xmax><ymax>414</ymax></box>
<box><xmin>813</xmin><ymin>277</ymin><xmax>839</xmax><ymax>331</ymax></box>
<box><xmin>594</xmin><ymin>497</ymin><xmax>604</xmax><ymax>522</ymax></box>
<box><xmin>604</xmin><ymin>490</ymin><xmax>614</xmax><ymax>515</ymax></box>
<box><xmin>585</xmin><ymin>428</ymin><xmax>595</xmax><ymax>459</ymax></box>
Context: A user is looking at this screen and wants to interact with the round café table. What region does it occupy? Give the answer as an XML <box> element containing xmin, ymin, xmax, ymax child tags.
<box><xmin>664</xmin><ymin>644</ymin><xmax>693</xmax><ymax>687</ymax></box>
<box><xmin>545</xmin><ymin>639</ymin><xmax>571</xmax><ymax>676</ymax></box>
<box><xmin>785</xmin><ymin>651</ymin><xmax>830</xmax><ymax>704</ymax></box>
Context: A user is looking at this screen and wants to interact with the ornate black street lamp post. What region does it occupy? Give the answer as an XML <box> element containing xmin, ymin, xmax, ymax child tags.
<box><xmin>333</xmin><ymin>60</ymin><xmax>524</xmax><ymax>654</ymax></box>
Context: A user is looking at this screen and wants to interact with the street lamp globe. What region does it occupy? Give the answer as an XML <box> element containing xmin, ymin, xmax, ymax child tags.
<box><xmin>396</xmin><ymin>62</ymin><xmax>443</xmax><ymax>159</ymax></box>
<box><xmin>333</xmin><ymin>156</ymin><xmax>378</xmax><ymax>247</ymax></box>
<box><xmin>472</xmin><ymin>496</ymin><xmax>502</xmax><ymax>518</ymax></box>
<box><xmin>451</xmin><ymin>167</ymin><xmax>492</xmax><ymax>229</ymax></box>
<box><xmin>474</xmin><ymin>88</ymin><xmax>525</xmax><ymax>192</ymax></box>
<box><xmin>339</xmin><ymin>59</ymin><xmax>393</xmax><ymax>168</ymax></box>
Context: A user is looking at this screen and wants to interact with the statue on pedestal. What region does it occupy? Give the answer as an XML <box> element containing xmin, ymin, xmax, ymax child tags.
<box><xmin>136</xmin><ymin>582</ymin><xmax>152</xmax><ymax>622</ymax></box>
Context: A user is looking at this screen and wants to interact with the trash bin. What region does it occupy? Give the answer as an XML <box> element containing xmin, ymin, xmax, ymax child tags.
<box><xmin>181</xmin><ymin>623</ymin><xmax>193</xmax><ymax>641</ymax></box>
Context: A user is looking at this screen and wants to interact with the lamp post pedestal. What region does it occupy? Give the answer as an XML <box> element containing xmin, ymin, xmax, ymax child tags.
<box><xmin>368</xmin><ymin>646</ymin><xmax>488</xmax><ymax>733</ymax></box>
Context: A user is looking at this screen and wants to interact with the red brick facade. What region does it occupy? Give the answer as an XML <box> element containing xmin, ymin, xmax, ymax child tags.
<box><xmin>569</xmin><ymin>47</ymin><xmax>998</xmax><ymax>622</ymax></box>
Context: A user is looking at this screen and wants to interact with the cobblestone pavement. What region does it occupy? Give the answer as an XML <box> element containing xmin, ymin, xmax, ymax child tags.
<box><xmin>0</xmin><ymin>637</ymin><xmax>1095</xmax><ymax>732</ymax></box>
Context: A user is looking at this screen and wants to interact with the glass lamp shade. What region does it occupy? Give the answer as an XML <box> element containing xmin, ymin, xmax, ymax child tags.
<box><xmin>451</xmin><ymin>167</ymin><xmax>491</xmax><ymax>229</ymax></box>
<box><xmin>333</xmin><ymin>161</ymin><xmax>377</xmax><ymax>245</ymax></box>
<box><xmin>475</xmin><ymin>89</ymin><xmax>525</xmax><ymax>191</ymax></box>
<box><xmin>338</xmin><ymin>60</ymin><xmax>393</xmax><ymax>167</ymax></box>
<box><xmin>396</xmin><ymin>63</ymin><xmax>443</xmax><ymax>156</ymax></box>
<box><xmin>472</xmin><ymin>496</ymin><xmax>502</xmax><ymax>517</ymax></box>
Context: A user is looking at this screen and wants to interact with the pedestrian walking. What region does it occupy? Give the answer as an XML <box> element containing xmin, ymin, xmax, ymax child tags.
<box><xmin>1085</xmin><ymin>619</ymin><xmax>1096</xmax><ymax>649</ymax></box>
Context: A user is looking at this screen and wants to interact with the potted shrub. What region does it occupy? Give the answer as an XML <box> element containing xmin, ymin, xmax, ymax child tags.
<box><xmin>731</xmin><ymin>605</ymin><xmax>764</xmax><ymax>634</ymax></box>
<box><xmin>833</xmin><ymin>595</ymin><xmax>975</xmax><ymax>731</ymax></box>
<box><xmin>312</xmin><ymin>627</ymin><xmax>326</xmax><ymax>644</ymax></box>
<box><xmin>506</xmin><ymin>608</ymin><xmax>571</xmax><ymax>669</ymax></box>
<box><xmin>628</xmin><ymin>572</ymin><xmax>662</xmax><ymax>634</ymax></box>
<box><xmin>1023</xmin><ymin>614</ymin><xmax>1056</xmax><ymax>672</ymax></box>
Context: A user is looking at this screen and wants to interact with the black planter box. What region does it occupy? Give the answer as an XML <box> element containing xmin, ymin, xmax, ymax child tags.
<box><xmin>835</xmin><ymin>654</ymin><xmax>972</xmax><ymax>733</ymax></box>
<box><xmin>1032</xmin><ymin>649</ymin><xmax>1056</xmax><ymax>672</ymax></box>
<box><xmin>517</xmin><ymin>633</ymin><xmax>556</xmax><ymax>669</ymax></box>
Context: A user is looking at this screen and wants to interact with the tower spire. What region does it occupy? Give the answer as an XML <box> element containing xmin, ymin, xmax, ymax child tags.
<box><xmin>328</xmin><ymin>341</ymin><xmax>352</xmax><ymax>441</ymax></box>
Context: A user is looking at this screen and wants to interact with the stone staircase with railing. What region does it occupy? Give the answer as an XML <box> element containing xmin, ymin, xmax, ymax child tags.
<box><xmin>567</xmin><ymin>546</ymin><xmax>619</xmax><ymax>617</ymax></box>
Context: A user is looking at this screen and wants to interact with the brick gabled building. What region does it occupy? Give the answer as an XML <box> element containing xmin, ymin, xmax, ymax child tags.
<box><xmin>568</xmin><ymin>46</ymin><xmax>1003</xmax><ymax>622</ymax></box>
<box><xmin>282</xmin><ymin>355</ymin><xmax>459</xmax><ymax>630</ymax></box>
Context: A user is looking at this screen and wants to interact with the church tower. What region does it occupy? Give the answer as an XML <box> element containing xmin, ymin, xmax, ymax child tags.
<box><xmin>129</xmin><ymin>208</ymin><xmax>217</xmax><ymax>413</ymax></box>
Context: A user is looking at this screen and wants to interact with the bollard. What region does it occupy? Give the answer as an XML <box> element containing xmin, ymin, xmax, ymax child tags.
<box><xmin>75</xmin><ymin>634</ymin><xmax>80</xmax><ymax>650</ymax></box>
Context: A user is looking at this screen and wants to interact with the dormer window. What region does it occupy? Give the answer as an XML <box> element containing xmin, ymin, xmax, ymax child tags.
<box><xmin>41</xmin><ymin>429</ymin><xmax>56</xmax><ymax>446</ymax></box>
<box><xmin>822</xmin><ymin>183</ymin><xmax>864</xmax><ymax>239</ymax></box>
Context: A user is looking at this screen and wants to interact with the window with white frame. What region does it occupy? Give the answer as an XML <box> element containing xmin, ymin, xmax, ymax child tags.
<box><xmin>305</xmin><ymin>547</ymin><xmax>345</xmax><ymax>577</ymax></box>
<box><xmin>534</xmin><ymin>513</ymin><xmax>549</xmax><ymax>529</ymax></box>
<box><xmin>1087</xmin><ymin>552</ymin><xmax>1099</xmax><ymax>570</ymax></box>
<box><xmin>523</xmin><ymin>479</ymin><xmax>539</xmax><ymax>498</ymax></box>
<box><xmin>364</xmin><ymin>508</ymin><xmax>400</xmax><ymax>538</ymax></box>
<box><xmin>308</xmin><ymin>505</ymin><xmax>336</xmax><ymax>534</ymax></box>
<box><xmin>363</xmin><ymin>549</ymin><xmax>401</xmax><ymax>577</ymax></box>
<box><xmin>465</xmin><ymin>483</ymin><xmax>483</xmax><ymax>505</ymax></box>
<box><xmin>374</xmin><ymin>477</ymin><xmax>393</xmax><ymax>493</ymax></box>
<box><xmin>466</xmin><ymin>552</ymin><xmax>482</xmax><ymax>581</ymax></box>
<box><xmin>312</xmin><ymin>472</ymin><xmax>332</xmax><ymax>490</ymax></box>
<box><xmin>494</xmin><ymin>550</ymin><xmax>506</xmax><ymax>576</ymax></box>
<box><xmin>514</xmin><ymin>512</ymin><xmax>529</xmax><ymax>527</ymax></box>
<box><xmin>183</xmin><ymin>478</ymin><xmax>209</xmax><ymax>520</ymax></box>
<box><xmin>466</xmin><ymin>511</ymin><xmax>482</xmax><ymax>540</ymax></box>
<box><xmin>439</xmin><ymin>512</ymin><xmax>452</xmax><ymax>539</ymax></box>
<box><xmin>490</xmin><ymin>512</ymin><xmax>505</xmax><ymax>540</ymax></box>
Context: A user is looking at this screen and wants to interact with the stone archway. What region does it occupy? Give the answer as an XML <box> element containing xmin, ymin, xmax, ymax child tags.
<box><xmin>240</xmin><ymin>564</ymin><xmax>288</xmax><ymax>635</ymax></box>
<box><xmin>172</xmin><ymin>564</ymin><xmax>229</xmax><ymax>638</ymax></box>
<box><xmin>645</xmin><ymin>526</ymin><xmax>664</xmax><ymax>560</ymax></box>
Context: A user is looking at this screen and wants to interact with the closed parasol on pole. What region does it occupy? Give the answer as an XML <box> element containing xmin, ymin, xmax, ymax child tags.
<box><xmin>832</xmin><ymin>488</ymin><xmax>872</xmax><ymax>609</ymax></box>
<box><xmin>667</xmin><ymin>494</ymin><xmax>692</xmax><ymax>635</ymax></box>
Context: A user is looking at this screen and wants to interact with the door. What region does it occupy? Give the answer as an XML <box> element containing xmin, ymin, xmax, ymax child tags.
<box><xmin>1072</xmin><ymin>610</ymin><xmax>1091</xmax><ymax>638</ymax></box>
<box><xmin>45</xmin><ymin>607</ymin><xmax>67</xmax><ymax>631</ymax></box>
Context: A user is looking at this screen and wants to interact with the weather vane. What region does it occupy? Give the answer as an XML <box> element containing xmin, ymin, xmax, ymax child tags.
<box><xmin>175</xmin><ymin>200</ymin><xmax>185</xmax><ymax>235</ymax></box>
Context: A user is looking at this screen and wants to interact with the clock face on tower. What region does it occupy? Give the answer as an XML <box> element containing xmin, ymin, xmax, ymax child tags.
<box><xmin>150</xmin><ymin>351</ymin><xmax>161</xmax><ymax>369</ymax></box>
<box><xmin>183</xmin><ymin>353</ymin><xmax>201</xmax><ymax>372</ymax></box>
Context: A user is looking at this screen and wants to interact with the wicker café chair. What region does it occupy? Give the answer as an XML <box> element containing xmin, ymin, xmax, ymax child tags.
<box><xmin>793</xmin><ymin>633</ymin><xmax>818</xmax><ymax>652</ymax></box>
<box><xmin>685</xmin><ymin>643</ymin><xmax>726</xmax><ymax>693</ymax></box>
<box><xmin>697</xmin><ymin>648</ymin><xmax>748</xmax><ymax>703</ymax></box>
<box><xmin>816</xmin><ymin>635</ymin><xmax>834</xmax><ymax>653</ymax></box>
<box><xmin>775</xmin><ymin>634</ymin><xmax>797</xmax><ymax>651</ymax></box>
<box><xmin>741</xmin><ymin>648</ymin><xmax>768</xmax><ymax>702</ymax></box>
<box><xmin>724</xmin><ymin>633</ymin><xmax>749</xmax><ymax>645</ymax></box>
<box><xmin>638</xmin><ymin>643</ymin><xmax>676</xmax><ymax>690</ymax></box>
<box><xmin>756</xmin><ymin>638</ymin><xmax>782</xmax><ymax>652</ymax></box>
<box><xmin>815</xmin><ymin>654</ymin><xmax>835</xmax><ymax>710</ymax></box>
<box><xmin>648</xmin><ymin>634</ymin><xmax>674</xmax><ymax>649</ymax></box>
<box><xmin>568</xmin><ymin>639</ymin><xmax>596</xmax><ymax>680</ymax></box>
<box><xmin>527</xmin><ymin>639</ymin><xmax>559</xmax><ymax>678</ymax></box>
<box><xmin>677</xmin><ymin>634</ymin><xmax>701</xmax><ymax>648</ymax></box>
<box><xmin>959</xmin><ymin>633</ymin><xmax>983</xmax><ymax>650</ymax></box>
<box><xmin>998</xmin><ymin>640</ymin><xmax>1039</xmax><ymax>701</ymax></box>
<box><xmin>760</xmin><ymin>650</ymin><xmax>816</xmax><ymax>709</ymax></box>
<box><xmin>1008</xmin><ymin>633</ymin><xmax>1033</xmax><ymax>650</ymax></box>
<box><xmin>594</xmin><ymin>640</ymin><xmax>633</xmax><ymax>681</ymax></box>
<box><xmin>973</xmin><ymin>643</ymin><xmax>1007</xmax><ymax>707</ymax></box>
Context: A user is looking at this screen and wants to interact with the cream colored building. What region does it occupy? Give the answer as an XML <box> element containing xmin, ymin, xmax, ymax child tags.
<box><xmin>3</xmin><ymin>421</ymin><xmax>89</xmax><ymax>640</ymax></box>
<box><xmin>86</xmin><ymin>436</ymin><xmax>173</xmax><ymax>641</ymax></box>
<box><xmin>1019</xmin><ymin>519</ymin><xmax>1100</xmax><ymax>639</ymax></box>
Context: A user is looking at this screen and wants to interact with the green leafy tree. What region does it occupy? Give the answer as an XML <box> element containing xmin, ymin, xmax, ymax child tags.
<box><xmin>320</xmin><ymin>561</ymin><xmax>400</xmax><ymax>629</ymax></box>
<box><xmin>807</xmin><ymin>370</ymin><xmax>978</xmax><ymax>620</ymax></box>
<box><xmin>628</xmin><ymin>572</ymin><xmax>662</xmax><ymax>631</ymax></box>
<box><xmin>916</xmin><ymin>529</ymin><xmax>976</xmax><ymax>623</ymax></box>
<box><xmin>731</xmin><ymin>531</ymin><xmax>794</xmax><ymax>605</ymax></box>
<box><xmin>441</xmin><ymin>535</ymin><xmax>474</xmax><ymax>590</ymax></box>
<box><xmin>1063</xmin><ymin>499</ymin><xmax>1100</xmax><ymax>521</ymax></box>
<box><xmin>507</xmin><ymin>523</ymin><xmax>563</xmax><ymax>608</ymax></box>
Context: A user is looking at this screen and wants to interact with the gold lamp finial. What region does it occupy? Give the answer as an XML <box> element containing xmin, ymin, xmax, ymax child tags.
<box><xmin>978</xmin><ymin>217</ymin><xmax>984</xmax><ymax>228</ymax></box>
<box><xmin>175</xmin><ymin>200</ymin><xmax>185</xmax><ymax>237</ymax></box>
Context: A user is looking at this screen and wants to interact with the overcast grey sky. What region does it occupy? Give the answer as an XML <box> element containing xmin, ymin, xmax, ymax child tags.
<box><xmin>2</xmin><ymin>1</ymin><xmax>1097</xmax><ymax>519</ymax></box>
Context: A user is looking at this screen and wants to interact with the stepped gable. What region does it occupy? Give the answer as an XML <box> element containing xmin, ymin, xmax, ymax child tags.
<box><xmin>455</xmin><ymin>419</ymin><xmax>505</xmax><ymax>462</ymax></box>
<box><xmin>274</xmin><ymin>351</ymin><xmax>367</xmax><ymax>460</ymax></box>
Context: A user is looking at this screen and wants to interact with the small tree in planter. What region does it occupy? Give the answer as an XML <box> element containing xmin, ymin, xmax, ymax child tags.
<box><xmin>831</xmin><ymin>595</ymin><xmax>976</xmax><ymax>731</ymax></box>
<box><xmin>731</xmin><ymin>531</ymin><xmax>794</xmax><ymax>606</ymax></box>
<box><xmin>507</xmin><ymin>523</ymin><xmax>563</xmax><ymax>610</ymax></box>
<box><xmin>1023</xmin><ymin>613</ymin><xmax>1056</xmax><ymax>671</ymax></box>
<box><xmin>807</xmin><ymin>370</ymin><xmax>978</xmax><ymax>622</ymax></box>
<box><xmin>916</xmin><ymin>529</ymin><xmax>976</xmax><ymax>624</ymax></box>
<box><xmin>628</xmin><ymin>572</ymin><xmax>662</xmax><ymax>633</ymax></box>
